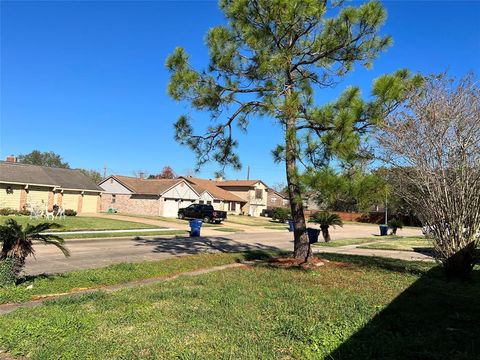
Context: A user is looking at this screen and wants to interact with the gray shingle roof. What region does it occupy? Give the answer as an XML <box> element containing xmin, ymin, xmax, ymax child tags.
<box><xmin>0</xmin><ymin>161</ymin><xmax>103</xmax><ymax>192</ymax></box>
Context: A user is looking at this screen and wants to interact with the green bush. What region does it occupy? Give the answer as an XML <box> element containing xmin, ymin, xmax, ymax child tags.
<box><xmin>0</xmin><ymin>258</ymin><xmax>16</xmax><ymax>287</ymax></box>
<box><xmin>388</xmin><ymin>218</ymin><xmax>404</xmax><ymax>235</ymax></box>
<box><xmin>0</xmin><ymin>208</ymin><xmax>18</xmax><ymax>216</ymax></box>
<box><xmin>18</xmin><ymin>209</ymin><xmax>31</xmax><ymax>216</ymax></box>
<box><xmin>64</xmin><ymin>209</ymin><xmax>77</xmax><ymax>216</ymax></box>
<box><xmin>272</xmin><ymin>208</ymin><xmax>290</xmax><ymax>223</ymax></box>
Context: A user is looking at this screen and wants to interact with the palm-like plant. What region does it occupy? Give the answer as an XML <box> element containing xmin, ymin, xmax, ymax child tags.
<box><xmin>310</xmin><ymin>211</ymin><xmax>343</xmax><ymax>242</ymax></box>
<box><xmin>0</xmin><ymin>219</ymin><xmax>70</xmax><ymax>279</ymax></box>
<box><xmin>387</xmin><ymin>218</ymin><xmax>403</xmax><ymax>235</ymax></box>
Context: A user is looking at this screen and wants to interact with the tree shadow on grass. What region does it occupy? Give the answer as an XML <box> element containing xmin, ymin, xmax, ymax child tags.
<box><xmin>325</xmin><ymin>254</ymin><xmax>480</xmax><ymax>360</ymax></box>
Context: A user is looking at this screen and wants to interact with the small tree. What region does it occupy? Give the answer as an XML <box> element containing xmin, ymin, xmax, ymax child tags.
<box><xmin>0</xmin><ymin>219</ymin><xmax>70</xmax><ymax>280</ymax></box>
<box><xmin>310</xmin><ymin>211</ymin><xmax>343</xmax><ymax>242</ymax></box>
<box><xmin>18</xmin><ymin>150</ymin><xmax>69</xmax><ymax>168</ymax></box>
<box><xmin>378</xmin><ymin>74</ymin><xmax>480</xmax><ymax>277</ymax></box>
<box><xmin>166</xmin><ymin>0</ymin><xmax>421</xmax><ymax>261</ymax></box>
<box><xmin>149</xmin><ymin>166</ymin><xmax>176</xmax><ymax>179</ymax></box>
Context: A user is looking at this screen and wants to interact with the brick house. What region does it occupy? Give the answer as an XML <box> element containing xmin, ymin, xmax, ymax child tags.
<box><xmin>214</xmin><ymin>179</ymin><xmax>269</xmax><ymax>217</ymax></box>
<box><xmin>0</xmin><ymin>158</ymin><xmax>102</xmax><ymax>213</ymax></box>
<box><xmin>180</xmin><ymin>177</ymin><xmax>246</xmax><ymax>214</ymax></box>
<box><xmin>99</xmin><ymin>175</ymin><xmax>206</xmax><ymax>217</ymax></box>
<box><xmin>267</xmin><ymin>189</ymin><xmax>289</xmax><ymax>209</ymax></box>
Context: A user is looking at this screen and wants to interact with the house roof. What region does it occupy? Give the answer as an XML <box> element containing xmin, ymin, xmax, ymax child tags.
<box><xmin>180</xmin><ymin>177</ymin><xmax>246</xmax><ymax>202</ymax></box>
<box><xmin>216</xmin><ymin>179</ymin><xmax>268</xmax><ymax>188</ymax></box>
<box><xmin>108</xmin><ymin>175</ymin><xmax>192</xmax><ymax>196</ymax></box>
<box><xmin>0</xmin><ymin>161</ymin><xmax>103</xmax><ymax>192</ymax></box>
<box><xmin>268</xmin><ymin>188</ymin><xmax>288</xmax><ymax>199</ymax></box>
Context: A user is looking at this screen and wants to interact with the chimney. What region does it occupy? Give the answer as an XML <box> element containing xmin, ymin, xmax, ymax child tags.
<box><xmin>5</xmin><ymin>155</ymin><xmax>17</xmax><ymax>163</ymax></box>
<box><xmin>139</xmin><ymin>172</ymin><xmax>145</xmax><ymax>179</ymax></box>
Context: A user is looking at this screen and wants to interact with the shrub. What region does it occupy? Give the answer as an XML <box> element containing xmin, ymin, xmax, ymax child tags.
<box><xmin>388</xmin><ymin>219</ymin><xmax>403</xmax><ymax>235</ymax></box>
<box><xmin>0</xmin><ymin>257</ymin><xmax>16</xmax><ymax>286</ymax></box>
<box><xmin>272</xmin><ymin>208</ymin><xmax>290</xmax><ymax>223</ymax></box>
<box><xmin>18</xmin><ymin>209</ymin><xmax>31</xmax><ymax>216</ymax></box>
<box><xmin>310</xmin><ymin>211</ymin><xmax>343</xmax><ymax>242</ymax></box>
<box><xmin>64</xmin><ymin>209</ymin><xmax>77</xmax><ymax>217</ymax></box>
<box><xmin>0</xmin><ymin>208</ymin><xmax>18</xmax><ymax>216</ymax></box>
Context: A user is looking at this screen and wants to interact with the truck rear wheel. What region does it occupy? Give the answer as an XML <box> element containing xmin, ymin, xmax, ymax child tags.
<box><xmin>178</xmin><ymin>213</ymin><xmax>185</xmax><ymax>219</ymax></box>
<box><xmin>203</xmin><ymin>216</ymin><xmax>210</xmax><ymax>223</ymax></box>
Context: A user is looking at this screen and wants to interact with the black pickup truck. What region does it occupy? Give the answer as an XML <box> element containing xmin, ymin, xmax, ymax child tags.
<box><xmin>178</xmin><ymin>204</ymin><xmax>227</xmax><ymax>224</ymax></box>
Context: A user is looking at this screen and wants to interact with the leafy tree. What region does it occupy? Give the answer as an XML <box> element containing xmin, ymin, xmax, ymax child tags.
<box><xmin>148</xmin><ymin>166</ymin><xmax>177</xmax><ymax>179</ymax></box>
<box><xmin>18</xmin><ymin>150</ymin><xmax>70</xmax><ymax>168</ymax></box>
<box><xmin>304</xmin><ymin>166</ymin><xmax>387</xmax><ymax>212</ymax></box>
<box><xmin>310</xmin><ymin>211</ymin><xmax>343</xmax><ymax>243</ymax></box>
<box><xmin>0</xmin><ymin>219</ymin><xmax>70</xmax><ymax>281</ymax></box>
<box><xmin>166</xmin><ymin>0</ymin><xmax>421</xmax><ymax>261</ymax></box>
<box><xmin>272</xmin><ymin>207</ymin><xmax>290</xmax><ymax>223</ymax></box>
<box><xmin>78</xmin><ymin>169</ymin><xmax>103</xmax><ymax>184</ymax></box>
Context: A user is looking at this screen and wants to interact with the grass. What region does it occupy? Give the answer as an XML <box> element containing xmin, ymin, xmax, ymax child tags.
<box><xmin>314</xmin><ymin>237</ymin><xmax>379</xmax><ymax>247</ymax></box>
<box><xmin>113</xmin><ymin>213</ymin><xmax>217</xmax><ymax>227</ymax></box>
<box><xmin>0</xmin><ymin>215</ymin><xmax>158</xmax><ymax>232</ymax></box>
<box><xmin>211</xmin><ymin>227</ymin><xmax>244</xmax><ymax>233</ymax></box>
<box><xmin>0</xmin><ymin>252</ymin><xmax>265</xmax><ymax>305</ymax></box>
<box><xmin>225</xmin><ymin>215</ymin><xmax>283</xmax><ymax>226</ymax></box>
<box><xmin>0</xmin><ymin>254</ymin><xmax>478</xmax><ymax>359</ymax></box>
<box><xmin>264</xmin><ymin>225</ymin><xmax>289</xmax><ymax>230</ymax></box>
<box><xmin>358</xmin><ymin>236</ymin><xmax>431</xmax><ymax>251</ymax></box>
<box><xmin>61</xmin><ymin>230</ymin><xmax>188</xmax><ymax>239</ymax></box>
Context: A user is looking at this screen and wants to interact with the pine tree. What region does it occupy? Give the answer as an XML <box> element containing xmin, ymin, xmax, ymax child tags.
<box><xmin>166</xmin><ymin>0</ymin><xmax>422</xmax><ymax>261</ymax></box>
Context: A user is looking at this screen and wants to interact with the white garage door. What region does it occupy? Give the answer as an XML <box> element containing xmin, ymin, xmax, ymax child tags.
<box><xmin>162</xmin><ymin>199</ymin><xmax>179</xmax><ymax>217</ymax></box>
<box><xmin>82</xmin><ymin>194</ymin><xmax>98</xmax><ymax>213</ymax></box>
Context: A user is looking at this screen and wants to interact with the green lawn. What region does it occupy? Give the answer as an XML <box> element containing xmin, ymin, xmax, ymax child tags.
<box><xmin>225</xmin><ymin>215</ymin><xmax>284</xmax><ymax>226</ymax></box>
<box><xmin>314</xmin><ymin>237</ymin><xmax>378</xmax><ymax>247</ymax></box>
<box><xmin>61</xmin><ymin>230</ymin><xmax>188</xmax><ymax>239</ymax></box>
<box><xmin>0</xmin><ymin>252</ymin><xmax>258</xmax><ymax>304</ymax></box>
<box><xmin>358</xmin><ymin>237</ymin><xmax>431</xmax><ymax>251</ymax></box>
<box><xmin>113</xmin><ymin>213</ymin><xmax>217</xmax><ymax>227</ymax></box>
<box><xmin>211</xmin><ymin>227</ymin><xmax>244</xmax><ymax>233</ymax></box>
<box><xmin>0</xmin><ymin>216</ymin><xmax>158</xmax><ymax>232</ymax></box>
<box><xmin>1</xmin><ymin>254</ymin><xmax>478</xmax><ymax>359</ymax></box>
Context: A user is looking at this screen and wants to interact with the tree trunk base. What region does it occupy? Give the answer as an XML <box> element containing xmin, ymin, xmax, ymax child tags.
<box><xmin>443</xmin><ymin>243</ymin><xmax>476</xmax><ymax>278</ymax></box>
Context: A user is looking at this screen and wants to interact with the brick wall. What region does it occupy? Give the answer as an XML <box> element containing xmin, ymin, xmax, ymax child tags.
<box><xmin>101</xmin><ymin>193</ymin><xmax>160</xmax><ymax>216</ymax></box>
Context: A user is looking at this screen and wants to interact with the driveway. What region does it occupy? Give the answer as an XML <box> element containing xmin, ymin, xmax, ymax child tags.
<box><xmin>24</xmin><ymin>223</ymin><xmax>424</xmax><ymax>275</ymax></box>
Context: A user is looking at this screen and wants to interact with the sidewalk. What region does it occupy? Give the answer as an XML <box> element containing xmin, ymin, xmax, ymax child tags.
<box><xmin>313</xmin><ymin>242</ymin><xmax>434</xmax><ymax>262</ymax></box>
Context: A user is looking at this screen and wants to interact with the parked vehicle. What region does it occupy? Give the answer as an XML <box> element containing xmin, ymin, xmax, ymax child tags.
<box><xmin>261</xmin><ymin>209</ymin><xmax>274</xmax><ymax>218</ymax></box>
<box><xmin>178</xmin><ymin>204</ymin><xmax>227</xmax><ymax>224</ymax></box>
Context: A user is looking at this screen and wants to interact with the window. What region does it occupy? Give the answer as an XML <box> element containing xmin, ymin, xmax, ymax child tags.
<box><xmin>199</xmin><ymin>200</ymin><xmax>205</xmax><ymax>204</ymax></box>
<box><xmin>270</xmin><ymin>196</ymin><xmax>277</xmax><ymax>202</ymax></box>
<box><xmin>255</xmin><ymin>189</ymin><xmax>263</xmax><ymax>199</ymax></box>
<box><xmin>207</xmin><ymin>201</ymin><xmax>212</xmax><ymax>205</ymax></box>
<box><xmin>282</xmin><ymin>199</ymin><xmax>289</xmax><ymax>206</ymax></box>
<box><xmin>229</xmin><ymin>202</ymin><xmax>236</xmax><ymax>211</ymax></box>
<box><xmin>111</xmin><ymin>194</ymin><xmax>116</xmax><ymax>204</ymax></box>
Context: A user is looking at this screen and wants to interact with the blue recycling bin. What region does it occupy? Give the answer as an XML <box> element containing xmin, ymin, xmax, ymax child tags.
<box><xmin>288</xmin><ymin>220</ymin><xmax>294</xmax><ymax>232</ymax></box>
<box><xmin>307</xmin><ymin>228</ymin><xmax>321</xmax><ymax>244</ymax></box>
<box><xmin>379</xmin><ymin>224</ymin><xmax>389</xmax><ymax>236</ymax></box>
<box><xmin>190</xmin><ymin>219</ymin><xmax>203</xmax><ymax>237</ymax></box>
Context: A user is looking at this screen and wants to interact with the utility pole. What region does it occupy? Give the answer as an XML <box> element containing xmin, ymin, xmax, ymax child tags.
<box><xmin>247</xmin><ymin>165</ymin><xmax>250</xmax><ymax>180</ymax></box>
<box><xmin>103</xmin><ymin>165</ymin><xmax>107</xmax><ymax>179</ymax></box>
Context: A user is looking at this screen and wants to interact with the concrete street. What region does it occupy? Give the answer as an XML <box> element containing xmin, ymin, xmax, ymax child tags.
<box><xmin>24</xmin><ymin>223</ymin><xmax>426</xmax><ymax>275</ymax></box>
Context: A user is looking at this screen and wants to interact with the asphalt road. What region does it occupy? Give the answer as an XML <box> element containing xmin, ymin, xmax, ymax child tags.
<box><xmin>24</xmin><ymin>224</ymin><xmax>424</xmax><ymax>275</ymax></box>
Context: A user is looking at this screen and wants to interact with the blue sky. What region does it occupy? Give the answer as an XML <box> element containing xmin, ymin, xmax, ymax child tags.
<box><xmin>1</xmin><ymin>0</ymin><xmax>479</xmax><ymax>185</ymax></box>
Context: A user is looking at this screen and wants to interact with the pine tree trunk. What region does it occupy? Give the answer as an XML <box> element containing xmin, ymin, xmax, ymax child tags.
<box><xmin>285</xmin><ymin>114</ymin><xmax>310</xmax><ymax>262</ymax></box>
